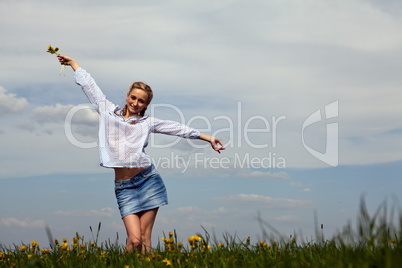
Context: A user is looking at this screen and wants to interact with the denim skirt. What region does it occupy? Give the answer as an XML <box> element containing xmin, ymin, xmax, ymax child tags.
<box><xmin>114</xmin><ymin>164</ymin><xmax>168</xmax><ymax>218</ymax></box>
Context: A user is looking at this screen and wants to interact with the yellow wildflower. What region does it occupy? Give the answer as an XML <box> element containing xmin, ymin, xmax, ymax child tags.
<box><xmin>62</xmin><ymin>242</ymin><xmax>68</xmax><ymax>250</ymax></box>
<box><xmin>20</xmin><ymin>246</ymin><xmax>27</xmax><ymax>252</ymax></box>
<box><xmin>28</xmin><ymin>254</ymin><xmax>33</xmax><ymax>259</ymax></box>
<box><xmin>163</xmin><ymin>258</ymin><xmax>172</xmax><ymax>266</ymax></box>
<box><xmin>32</xmin><ymin>240</ymin><xmax>37</xmax><ymax>247</ymax></box>
<box><xmin>390</xmin><ymin>239</ymin><xmax>395</xmax><ymax>243</ymax></box>
<box><xmin>188</xmin><ymin>235</ymin><xmax>201</xmax><ymax>244</ymax></box>
<box><xmin>188</xmin><ymin>236</ymin><xmax>194</xmax><ymax>244</ymax></box>
<box><xmin>46</xmin><ymin>45</ymin><xmax>58</xmax><ymax>55</ymax></box>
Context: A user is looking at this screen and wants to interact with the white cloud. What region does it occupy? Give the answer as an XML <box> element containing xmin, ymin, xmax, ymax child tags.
<box><xmin>289</xmin><ymin>182</ymin><xmax>312</xmax><ymax>192</ymax></box>
<box><xmin>239</xmin><ymin>170</ymin><xmax>290</xmax><ymax>180</ymax></box>
<box><xmin>0</xmin><ymin>217</ymin><xmax>45</xmax><ymax>228</ymax></box>
<box><xmin>290</xmin><ymin>182</ymin><xmax>302</xmax><ymax>187</ymax></box>
<box><xmin>215</xmin><ymin>194</ymin><xmax>314</xmax><ymax>210</ymax></box>
<box><xmin>31</xmin><ymin>103</ymin><xmax>97</xmax><ymax>126</ymax></box>
<box><xmin>301</xmin><ymin>188</ymin><xmax>311</xmax><ymax>192</ymax></box>
<box><xmin>273</xmin><ymin>215</ymin><xmax>299</xmax><ymax>223</ymax></box>
<box><xmin>0</xmin><ymin>86</ymin><xmax>29</xmax><ymax>116</ymax></box>
<box><xmin>245</xmin><ymin>1</ymin><xmax>402</xmax><ymax>51</ymax></box>
<box><xmin>54</xmin><ymin>207</ymin><xmax>114</xmax><ymax>218</ymax></box>
<box><xmin>19</xmin><ymin>103</ymin><xmax>99</xmax><ymax>137</ymax></box>
<box><xmin>31</xmin><ymin>103</ymin><xmax>74</xmax><ymax>124</ymax></box>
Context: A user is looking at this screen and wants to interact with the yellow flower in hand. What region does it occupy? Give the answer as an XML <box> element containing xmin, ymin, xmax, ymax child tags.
<box><xmin>46</xmin><ymin>45</ymin><xmax>66</xmax><ymax>76</ymax></box>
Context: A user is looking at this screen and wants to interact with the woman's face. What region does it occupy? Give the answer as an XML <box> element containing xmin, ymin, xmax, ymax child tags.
<box><xmin>126</xmin><ymin>88</ymin><xmax>149</xmax><ymax>116</ymax></box>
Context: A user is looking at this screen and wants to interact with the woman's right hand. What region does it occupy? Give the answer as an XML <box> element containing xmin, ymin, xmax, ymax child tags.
<box><xmin>57</xmin><ymin>55</ymin><xmax>80</xmax><ymax>71</ymax></box>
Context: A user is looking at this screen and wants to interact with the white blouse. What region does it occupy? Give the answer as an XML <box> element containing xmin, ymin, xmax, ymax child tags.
<box><xmin>75</xmin><ymin>68</ymin><xmax>200</xmax><ymax>168</ymax></box>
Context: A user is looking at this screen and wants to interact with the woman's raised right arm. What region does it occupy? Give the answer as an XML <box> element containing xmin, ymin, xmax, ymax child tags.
<box><xmin>57</xmin><ymin>55</ymin><xmax>80</xmax><ymax>71</ymax></box>
<box><xmin>56</xmin><ymin>55</ymin><xmax>116</xmax><ymax>114</ymax></box>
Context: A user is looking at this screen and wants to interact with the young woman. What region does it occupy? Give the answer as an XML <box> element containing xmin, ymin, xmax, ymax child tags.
<box><xmin>56</xmin><ymin>55</ymin><xmax>224</xmax><ymax>253</ymax></box>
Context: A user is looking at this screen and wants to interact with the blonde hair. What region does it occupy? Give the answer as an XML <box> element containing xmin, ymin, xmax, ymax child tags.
<box><xmin>122</xmin><ymin>81</ymin><xmax>153</xmax><ymax>117</ymax></box>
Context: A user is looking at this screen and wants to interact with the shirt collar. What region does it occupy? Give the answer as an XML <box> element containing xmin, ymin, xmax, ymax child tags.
<box><xmin>113</xmin><ymin>106</ymin><xmax>148</xmax><ymax>122</ymax></box>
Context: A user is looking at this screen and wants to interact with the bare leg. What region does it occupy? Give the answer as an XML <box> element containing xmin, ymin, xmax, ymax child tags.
<box><xmin>139</xmin><ymin>208</ymin><xmax>159</xmax><ymax>253</ymax></box>
<box><xmin>122</xmin><ymin>214</ymin><xmax>142</xmax><ymax>251</ymax></box>
<box><xmin>122</xmin><ymin>208</ymin><xmax>159</xmax><ymax>253</ymax></box>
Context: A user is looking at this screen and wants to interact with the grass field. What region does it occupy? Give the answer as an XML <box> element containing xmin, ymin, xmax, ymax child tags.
<box><xmin>1</xmin><ymin>199</ymin><xmax>401</xmax><ymax>267</ymax></box>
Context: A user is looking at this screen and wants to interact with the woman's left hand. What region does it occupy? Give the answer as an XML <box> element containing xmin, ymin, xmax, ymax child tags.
<box><xmin>210</xmin><ymin>137</ymin><xmax>225</xmax><ymax>154</ymax></box>
<box><xmin>199</xmin><ymin>133</ymin><xmax>225</xmax><ymax>153</ymax></box>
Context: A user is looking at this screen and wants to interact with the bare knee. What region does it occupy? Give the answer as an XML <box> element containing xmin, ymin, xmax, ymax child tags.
<box><xmin>127</xmin><ymin>236</ymin><xmax>142</xmax><ymax>250</ymax></box>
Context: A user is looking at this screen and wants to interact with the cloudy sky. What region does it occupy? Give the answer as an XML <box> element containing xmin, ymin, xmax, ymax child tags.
<box><xmin>1</xmin><ymin>0</ymin><xmax>401</xmax><ymax>248</ymax></box>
